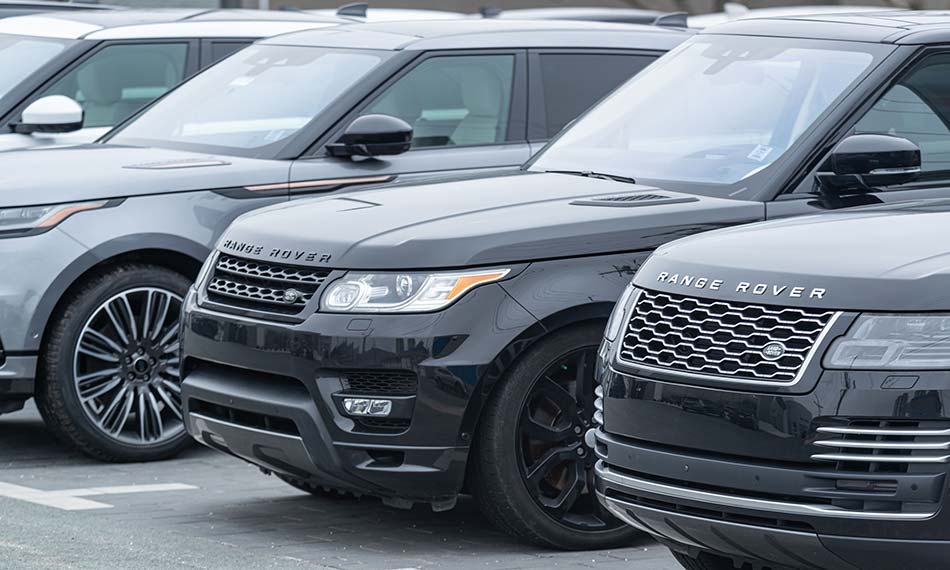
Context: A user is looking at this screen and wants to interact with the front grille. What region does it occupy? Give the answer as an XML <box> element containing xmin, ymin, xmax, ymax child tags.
<box><xmin>619</xmin><ymin>290</ymin><xmax>836</xmax><ymax>384</ymax></box>
<box><xmin>813</xmin><ymin>419</ymin><xmax>950</xmax><ymax>473</ymax></box>
<box><xmin>340</xmin><ymin>369</ymin><xmax>418</xmax><ymax>396</ymax></box>
<box><xmin>205</xmin><ymin>254</ymin><xmax>332</xmax><ymax>315</ymax></box>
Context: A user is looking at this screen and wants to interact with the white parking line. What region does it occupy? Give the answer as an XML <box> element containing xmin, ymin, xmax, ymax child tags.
<box><xmin>0</xmin><ymin>481</ymin><xmax>197</xmax><ymax>511</ymax></box>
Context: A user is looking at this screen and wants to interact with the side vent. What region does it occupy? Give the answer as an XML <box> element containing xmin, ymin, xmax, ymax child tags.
<box><xmin>571</xmin><ymin>193</ymin><xmax>698</xmax><ymax>208</ymax></box>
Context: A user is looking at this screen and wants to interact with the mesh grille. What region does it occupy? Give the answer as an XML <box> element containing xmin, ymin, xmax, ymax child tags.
<box><xmin>340</xmin><ymin>370</ymin><xmax>418</xmax><ymax>396</ymax></box>
<box><xmin>205</xmin><ymin>254</ymin><xmax>331</xmax><ymax>314</ymax></box>
<box><xmin>619</xmin><ymin>290</ymin><xmax>835</xmax><ymax>383</ymax></box>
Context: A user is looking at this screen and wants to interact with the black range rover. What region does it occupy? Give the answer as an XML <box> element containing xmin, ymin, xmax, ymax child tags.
<box><xmin>179</xmin><ymin>11</ymin><xmax>950</xmax><ymax>550</ymax></box>
<box><xmin>594</xmin><ymin>201</ymin><xmax>950</xmax><ymax>569</ymax></box>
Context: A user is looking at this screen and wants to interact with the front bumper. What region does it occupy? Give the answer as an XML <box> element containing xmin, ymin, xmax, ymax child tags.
<box><xmin>180</xmin><ymin>284</ymin><xmax>536</xmax><ymax>504</ymax></box>
<box><xmin>594</xmin><ymin>365</ymin><xmax>950</xmax><ymax>570</ymax></box>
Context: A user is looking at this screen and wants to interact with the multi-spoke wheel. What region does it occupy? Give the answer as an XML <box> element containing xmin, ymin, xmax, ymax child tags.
<box><xmin>473</xmin><ymin>324</ymin><xmax>639</xmax><ymax>550</ymax></box>
<box><xmin>74</xmin><ymin>287</ymin><xmax>183</xmax><ymax>445</ymax></box>
<box><xmin>36</xmin><ymin>264</ymin><xmax>193</xmax><ymax>462</ymax></box>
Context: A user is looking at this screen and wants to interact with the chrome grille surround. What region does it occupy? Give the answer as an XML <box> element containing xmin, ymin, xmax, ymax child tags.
<box><xmin>205</xmin><ymin>254</ymin><xmax>331</xmax><ymax>314</ymax></box>
<box><xmin>617</xmin><ymin>290</ymin><xmax>838</xmax><ymax>385</ymax></box>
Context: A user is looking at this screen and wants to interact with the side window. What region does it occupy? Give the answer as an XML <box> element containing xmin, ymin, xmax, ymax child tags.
<box><xmin>208</xmin><ymin>41</ymin><xmax>250</xmax><ymax>65</ymax></box>
<box><xmin>362</xmin><ymin>54</ymin><xmax>515</xmax><ymax>149</ymax></box>
<box><xmin>538</xmin><ymin>53</ymin><xmax>654</xmax><ymax>139</ymax></box>
<box><xmin>853</xmin><ymin>55</ymin><xmax>950</xmax><ymax>176</ymax></box>
<box><xmin>38</xmin><ymin>43</ymin><xmax>188</xmax><ymax>129</ymax></box>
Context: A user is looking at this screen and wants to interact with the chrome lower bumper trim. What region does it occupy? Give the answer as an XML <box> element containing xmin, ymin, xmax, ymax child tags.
<box><xmin>596</xmin><ymin>461</ymin><xmax>935</xmax><ymax>521</ymax></box>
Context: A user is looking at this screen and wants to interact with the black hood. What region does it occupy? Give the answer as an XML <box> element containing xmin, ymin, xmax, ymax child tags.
<box><xmin>217</xmin><ymin>172</ymin><xmax>762</xmax><ymax>269</ymax></box>
<box><xmin>636</xmin><ymin>200</ymin><xmax>950</xmax><ymax>311</ymax></box>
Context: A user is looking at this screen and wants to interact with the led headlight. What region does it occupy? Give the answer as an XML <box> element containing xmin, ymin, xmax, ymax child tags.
<box><xmin>0</xmin><ymin>201</ymin><xmax>109</xmax><ymax>236</ymax></box>
<box><xmin>604</xmin><ymin>284</ymin><xmax>640</xmax><ymax>342</ymax></box>
<box><xmin>825</xmin><ymin>314</ymin><xmax>950</xmax><ymax>370</ymax></box>
<box><xmin>321</xmin><ymin>269</ymin><xmax>510</xmax><ymax>313</ymax></box>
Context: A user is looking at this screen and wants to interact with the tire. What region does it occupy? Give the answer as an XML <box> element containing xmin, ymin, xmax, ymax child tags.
<box><xmin>36</xmin><ymin>264</ymin><xmax>193</xmax><ymax>462</ymax></box>
<box><xmin>275</xmin><ymin>473</ymin><xmax>358</xmax><ymax>500</ymax></box>
<box><xmin>672</xmin><ymin>551</ymin><xmax>742</xmax><ymax>570</ymax></box>
<box><xmin>472</xmin><ymin>323</ymin><xmax>639</xmax><ymax>550</ymax></box>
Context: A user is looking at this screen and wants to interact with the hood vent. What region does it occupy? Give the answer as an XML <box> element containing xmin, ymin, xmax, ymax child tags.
<box><xmin>571</xmin><ymin>192</ymin><xmax>698</xmax><ymax>208</ymax></box>
<box><xmin>124</xmin><ymin>158</ymin><xmax>230</xmax><ymax>170</ymax></box>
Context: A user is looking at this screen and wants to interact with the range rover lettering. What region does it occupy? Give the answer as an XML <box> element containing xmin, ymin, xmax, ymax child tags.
<box><xmin>0</xmin><ymin>19</ymin><xmax>683</xmax><ymax>463</ymax></box>
<box><xmin>179</xmin><ymin>11</ymin><xmax>950</xmax><ymax>550</ymax></box>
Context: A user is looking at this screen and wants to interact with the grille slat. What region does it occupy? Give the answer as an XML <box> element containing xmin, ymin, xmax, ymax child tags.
<box><xmin>812</xmin><ymin>421</ymin><xmax>950</xmax><ymax>469</ymax></box>
<box><xmin>619</xmin><ymin>290</ymin><xmax>836</xmax><ymax>383</ymax></box>
<box><xmin>205</xmin><ymin>254</ymin><xmax>331</xmax><ymax>315</ymax></box>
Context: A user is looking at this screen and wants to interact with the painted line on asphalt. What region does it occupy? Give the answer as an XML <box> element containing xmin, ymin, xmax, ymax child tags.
<box><xmin>0</xmin><ymin>481</ymin><xmax>198</xmax><ymax>511</ymax></box>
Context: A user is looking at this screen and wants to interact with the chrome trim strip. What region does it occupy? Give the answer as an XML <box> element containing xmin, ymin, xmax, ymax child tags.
<box><xmin>615</xmin><ymin>311</ymin><xmax>844</xmax><ymax>387</ymax></box>
<box><xmin>817</xmin><ymin>426</ymin><xmax>950</xmax><ymax>437</ymax></box>
<box><xmin>595</xmin><ymin>461</ymin><xmax>935</xmax><ymax>520</ymax></box>
<box><xmin>189</xmin><ymin>412</ymin><xmax>304</xmax><ymax>443</ymax></box>
<box><xmin>813</xmin><ymin>439</ymin><xmax>950</xmax><ymax>450</ymax></box>
<box><xmin>811</xmin><ymin>453</ymin><xmax>950</xmax><ymax>464</ymax></box>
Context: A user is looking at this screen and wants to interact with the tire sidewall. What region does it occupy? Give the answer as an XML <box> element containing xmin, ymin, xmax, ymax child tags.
<box><xmin>475</xmin><ymin>322</ymin><xmax>639</xmax><ymax>550</ymax></box>
<box><xmin>40</xmin><ymin>265</ymin><xmax>192</xmax><ymax>462</ymax></box>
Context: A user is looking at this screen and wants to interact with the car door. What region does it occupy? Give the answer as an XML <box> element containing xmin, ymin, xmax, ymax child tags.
<box><xmin>769</xmin><ymin>49</ymin><xmax>950</xmax><ymax>217</ymax></box>
<box><xmin>0</xmin><ymin>39</ymin><xmax>198</xmax><ymax>149</ymax></box>
<box><xmin>527</xmin><ymin>49</ymin><xmax>660</xmax><ymax>151</ymax></box>
<box><xmin>287</xmin><ymin>49</ymin><xmax>529</xmax><ymax>196</ymax></box>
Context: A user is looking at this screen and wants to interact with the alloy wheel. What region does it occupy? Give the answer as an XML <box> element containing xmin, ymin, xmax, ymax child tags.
<box><xmin>517</xmin><ymin>346</ymin><xmax>623</xmax><ymax>532</ymax></box>
<box><xmin>72</xmin><ymin>287</ymin><xmax>184</xmax><ymax>446</ymax></box>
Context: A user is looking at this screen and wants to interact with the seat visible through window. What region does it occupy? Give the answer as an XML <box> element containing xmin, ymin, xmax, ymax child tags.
<box><xmin>363</xmin><ymin>54</ymin><xmax>515</xmax><ymax>149</ymax></box>
<box><xmin>39</xmin><ymin>43</ymin><xmax>188</xmax><ymax>129</ymax></box>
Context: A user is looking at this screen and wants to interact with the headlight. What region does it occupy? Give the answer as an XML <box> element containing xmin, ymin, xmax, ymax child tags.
<box><xmin>824</xmin><ymin>314</ymin><xmax>950</xmax><ymax>370</ymax></box>
<box><xmin>0</xmin><ymin>201</ymin><xmax>109</xmax><ymax>236</ymax></box>
<box><xmin>604</xmin><ymin>284</ymin><xmax>639</xmax><ymax>342</ymax></box>
<box><xmin>321</xmin><ymin>269</ymin><xmax>510</xmax><ymax>313</ymax></box>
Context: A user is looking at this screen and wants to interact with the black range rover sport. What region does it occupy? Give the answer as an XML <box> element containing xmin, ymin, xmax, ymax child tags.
<box><xmin>179</xmin><ymin>11</ymin><xmax>950</xmax><ymax>550</ymax></box>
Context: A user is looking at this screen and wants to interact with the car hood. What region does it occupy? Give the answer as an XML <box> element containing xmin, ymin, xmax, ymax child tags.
<box><xmin>217</xmin><ymin>172</ymin><xmax>763</xmax><ymax>269</ymax></box>
<box><xmin>0</xmin><ymin>144</ymin><xmax>288</xmax><ymax>208</ymax></box>
<box><xmin>636</xmin><ymin>200</ymin><xmax>950</xmax><ymax>311</ymax></box>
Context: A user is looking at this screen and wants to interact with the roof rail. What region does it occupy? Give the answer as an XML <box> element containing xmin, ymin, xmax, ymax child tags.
<box><xmin>337</xmin><ymin>2</ymin><xmax>368</xmax><ymax>18</ymax></box>
<box><xmin>653</xmin><ymin>12</ymin><xmax>688</xmax><ymax>28</ymax></box>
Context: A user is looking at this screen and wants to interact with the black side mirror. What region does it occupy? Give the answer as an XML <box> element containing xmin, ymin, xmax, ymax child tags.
<box><xmin>327</xmin><ymin>114</ymin><xmax>413</xmax><ymax>158</ymax></box>
<box><xmin>817</xmin><ymin>134</ymin><xmax>921</xmax><ymax>195</ymax></box>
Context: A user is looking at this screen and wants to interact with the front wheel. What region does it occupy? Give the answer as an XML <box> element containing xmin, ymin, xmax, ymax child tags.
<box><xmin>472</xmin><ymin>323</ymin><xmax>639</xmax><ymax>550</ymax></box>
<box><xmin>36</xmin><ymin>264</ymin><xmax>193</xmax><ymax>462</ymax></box>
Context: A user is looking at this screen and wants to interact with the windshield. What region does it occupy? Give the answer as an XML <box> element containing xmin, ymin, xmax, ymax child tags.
<box><xmin>0</xmin><ymin>34</ymin><xmax>74</xmax><ymax>99</ymax></box>
<box><xmin>110</xmin><ymin>45</ymin><xmax>389</xmax><ymax>158</ymax></box>
<box><xmin>531</xmin><ymin>35</ymin><xmax>889</xmax><ymax>196</ymax></box>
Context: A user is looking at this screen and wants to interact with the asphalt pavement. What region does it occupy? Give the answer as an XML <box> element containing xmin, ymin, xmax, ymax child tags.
<box><xmin>0</xmin><ymin>401</ymin><xmax>679</xmax><ymax>570</ymax></box>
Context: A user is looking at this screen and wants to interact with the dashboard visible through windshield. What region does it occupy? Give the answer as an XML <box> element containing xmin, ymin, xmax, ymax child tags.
<box><xmin>531</xmin><ymin>35</ymin><xmax>892</xmax><ymax>198</ymax></box>
<box><xmin>110</xmin><ymin>45</ymin><xmax>391</xmax><ymax>158</ymax></box>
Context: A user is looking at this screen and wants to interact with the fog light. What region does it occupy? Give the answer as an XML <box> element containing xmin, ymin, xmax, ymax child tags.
<box><xmin>343</xmin><ymin>398</ymin><xmax>393</xmax><ymax>417</ymax></box>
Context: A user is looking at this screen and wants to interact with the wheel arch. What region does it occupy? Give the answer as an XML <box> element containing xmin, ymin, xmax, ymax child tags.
<box><xmin>458</xmin><ymin>301</ymin><xmax>613</xmax><ymax>490</ymax></box>
<box><xmin>31</xmin><ymin>234</ymin><xmax>208</xmax><ymax>360</ymax></box>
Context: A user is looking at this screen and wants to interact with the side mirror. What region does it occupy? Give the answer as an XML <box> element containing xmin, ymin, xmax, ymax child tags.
<box><xmin>818</xmin><ymin>134</ymin><xmax>921</xmax><ymax>195</ymax></box>
<box><xmin>327</xmin><ymin>114</ymin><xmax>412</xmax><ymax>158</ymax></box>
<box><xmin>15</xmin><ymin>95</ymin><xmax>84</xmax><ymax>135</ymax></box>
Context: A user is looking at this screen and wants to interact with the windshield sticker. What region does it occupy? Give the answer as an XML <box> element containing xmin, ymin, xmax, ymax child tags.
<box><xmin>747</xmin><ymin>145</ymin><xmax>774</xmax><ymax>162</ymax></box>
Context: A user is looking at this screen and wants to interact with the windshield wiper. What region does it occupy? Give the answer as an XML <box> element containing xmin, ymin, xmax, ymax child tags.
<box><xmin>545</xmin><ymin>170</ymin><xmax>636</xmax><ymax>185</ymax></box>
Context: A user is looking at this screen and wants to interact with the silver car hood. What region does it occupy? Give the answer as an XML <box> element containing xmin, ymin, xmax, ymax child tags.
<box><xmin>0</xmin><ymin>144</ymin><xmax>289</xmax><ymax>208</ymax></box>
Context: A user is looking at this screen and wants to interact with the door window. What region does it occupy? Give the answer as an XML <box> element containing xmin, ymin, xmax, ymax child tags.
<box><xmin>538</xmin><ymin>53</ymin><xmax>654</xmax><ymax>138</ymax></box>
<box><xmin>38</xmin><ymin>43</ymin><xmax>188</xmax><ymax>129</ymax></box>
<box><xmin>362</xmin><ymin>54</ymin><xmax>515</xmax><ymax>149</ymax></box>
<box><xmin>853</xmin><ymin>54</ymin><xmax>950</xmax><ymax>177</ymax></box>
